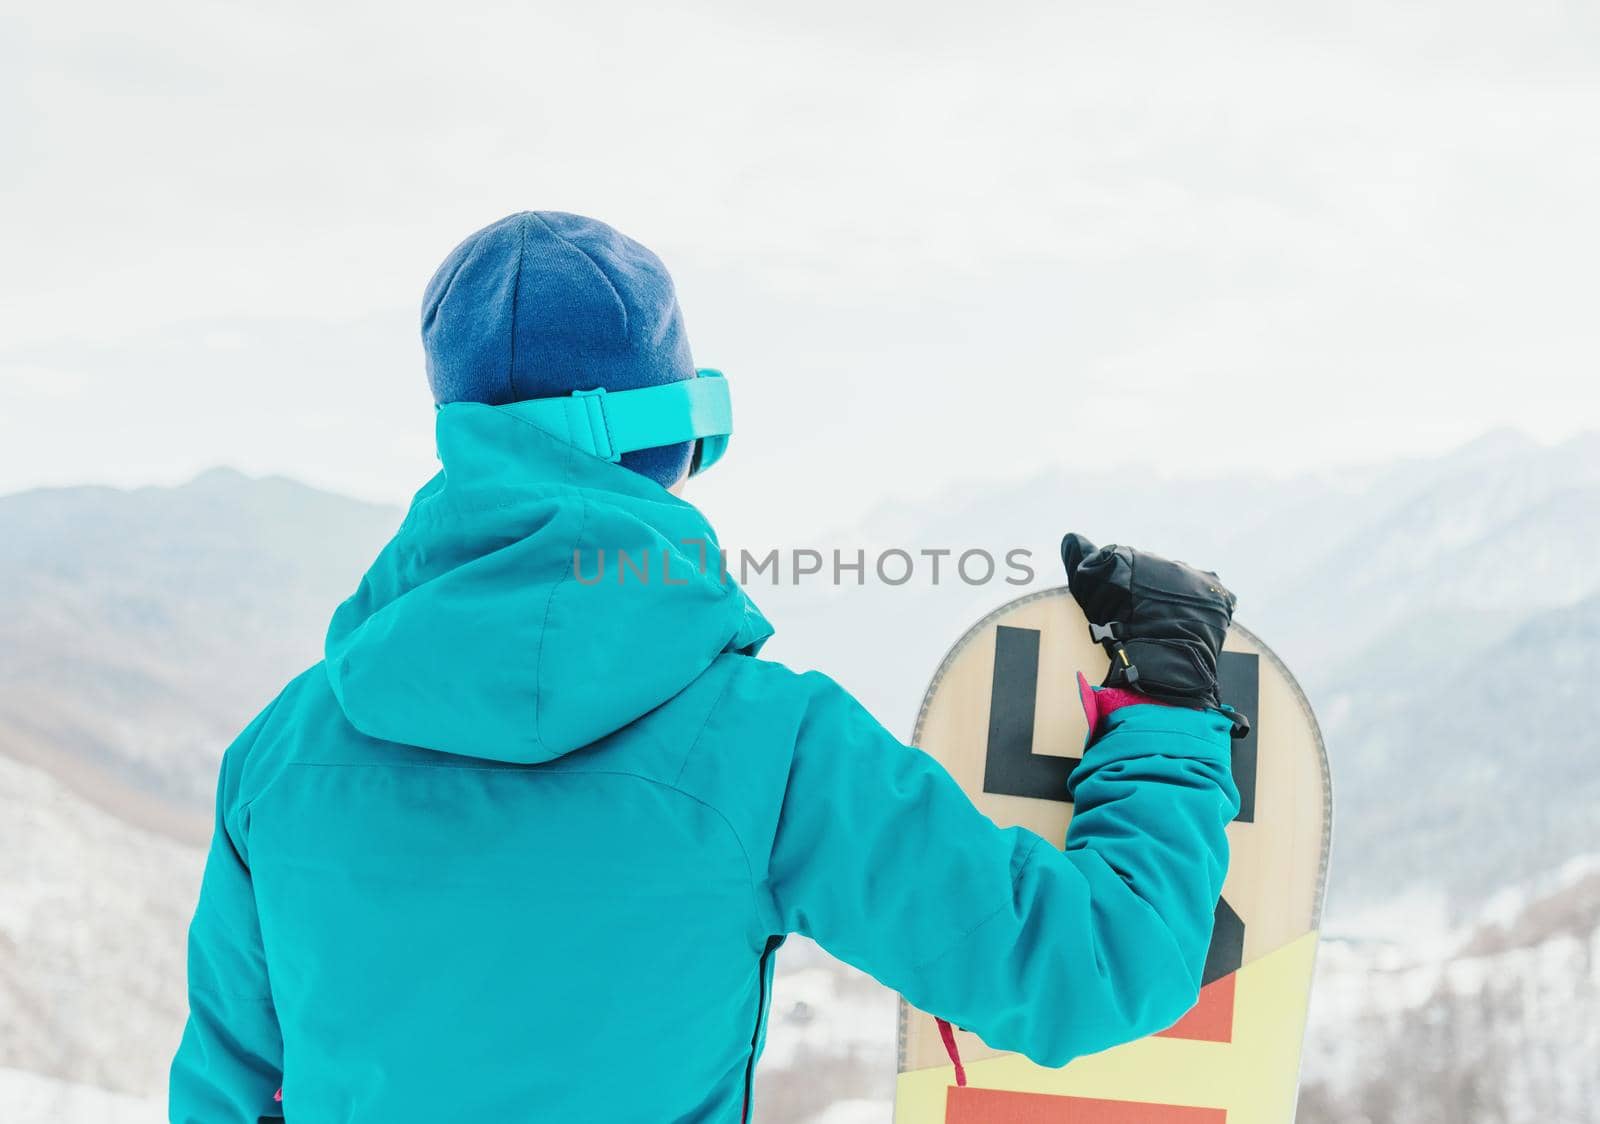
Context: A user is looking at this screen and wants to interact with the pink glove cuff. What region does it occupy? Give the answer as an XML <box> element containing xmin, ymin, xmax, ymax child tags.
<box><xmin>1077</xmin><ymin>671</ymin><xmax>1172</xmax><ymax>739</ymax></box>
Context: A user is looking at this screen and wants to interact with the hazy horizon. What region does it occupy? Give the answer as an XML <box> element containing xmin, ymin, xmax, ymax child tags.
<box><xmin>7</xmin><ymin>0</ymin><xmax>1599</xmax><ymax>548</ymax></box>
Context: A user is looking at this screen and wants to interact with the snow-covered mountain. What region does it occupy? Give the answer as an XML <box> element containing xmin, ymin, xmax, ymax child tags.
<box><xmin>0</xmin><ymin>469</ymin><xmax>398</xmax><ymax>839</ymax></box>
<box><xmin>0</xmin><ymin>751</ymin><xmax>195</xmax><ymax>1099</ymax></box>
<box><xmin>0</xmin><ymin>1067</ymin><xmax>163</xmax><ymax>1124</ymax></box>
<box><xmin>2</xmin><ymin>431</ymin><xmax>1596</xmax><ymax>1122</ymax></box>
<box><xmin>1300</xmin><ymin>859</ymin><xmax>1600</xmax><ymax>1124</ymax></box>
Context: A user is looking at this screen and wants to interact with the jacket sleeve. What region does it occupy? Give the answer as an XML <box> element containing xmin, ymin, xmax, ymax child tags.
<box><xmin>169</xmin><ymin>714</ymin><xmax>285</xmax><ymax>1123</ymax></box>
<box><xmin>764</xmin><ymin>673</ymin><xmax>1239</xmax><ymax>1067</ymax></box>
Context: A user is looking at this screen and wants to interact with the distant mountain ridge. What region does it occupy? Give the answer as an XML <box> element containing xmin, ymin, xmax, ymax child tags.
<box><xmin>0</xmin><ymin>469</ymin><xmax>400</xmax><ymax>839</ymax></box>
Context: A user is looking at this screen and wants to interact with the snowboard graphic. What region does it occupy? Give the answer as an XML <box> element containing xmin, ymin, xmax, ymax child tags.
<box><xmin>895</xmin><ymin>587</ymin><xmax>1331</xmax><ymax>1123</ymax></box>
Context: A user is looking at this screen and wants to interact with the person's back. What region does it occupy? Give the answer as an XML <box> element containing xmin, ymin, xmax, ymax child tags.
<box><xmin>170</xmin><ymin>212</ymin><xmax>1242</xmax><ymax>1123</ymax></box>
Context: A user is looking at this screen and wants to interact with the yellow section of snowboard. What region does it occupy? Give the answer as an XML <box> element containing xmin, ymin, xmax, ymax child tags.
<box><xmin>893</xmin><ymin>930</ymin><xmax>1319</xmax><ymax>1124</ymax></box>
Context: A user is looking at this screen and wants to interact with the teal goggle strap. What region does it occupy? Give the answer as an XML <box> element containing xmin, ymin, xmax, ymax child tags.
<box><xmin>500</xmin><ymin>368</ymin><xmax>731</xmax><ymax>476</ymax></box>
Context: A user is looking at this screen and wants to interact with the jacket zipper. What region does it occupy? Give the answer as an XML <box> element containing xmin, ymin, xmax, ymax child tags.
<box><xmin>742</xmin><ymin>937</ymin><xmax>782</xmax><ymax>1122</ymax></box>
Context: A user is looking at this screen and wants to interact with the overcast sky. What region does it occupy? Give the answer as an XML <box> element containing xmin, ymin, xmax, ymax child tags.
<box><xmin>4</xmin><ymin>0</ymin><xmax>1597</xmax><ymax>542</ymax></box>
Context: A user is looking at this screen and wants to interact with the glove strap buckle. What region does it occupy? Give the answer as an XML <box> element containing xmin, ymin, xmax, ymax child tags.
<box><xmin>1087</xmin><ymin>622</ymin><xmax>1141</xmax><ymax>688</ymax></box>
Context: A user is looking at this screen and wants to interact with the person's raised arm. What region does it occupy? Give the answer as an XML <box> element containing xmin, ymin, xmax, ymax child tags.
<box><xmin>762</xmin><ymin>534</ymin><xmax>1242</xmax><ymax>1067</ymax></box>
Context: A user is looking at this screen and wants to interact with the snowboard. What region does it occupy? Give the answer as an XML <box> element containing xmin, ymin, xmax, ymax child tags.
<box><xmin>895</xmin><ymin>587</ymin><xmax>1331</xmax><ymax>1124</ymax></box>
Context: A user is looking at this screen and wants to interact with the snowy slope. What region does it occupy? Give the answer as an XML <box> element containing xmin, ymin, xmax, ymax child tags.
<box><xmin>0</xmin><ymin>752</ymin><xmax>199</xmax><ymax>1094</ymax></box>
<box><xmin>0</xmin><ymin>1066</ymin><xmax>164</xmax><ymax>1124</ymax></box>
<box><xmin>1300</xmin><ymin>861</ymin><xmax>1600</xmax><ymax>1124</ymax></box>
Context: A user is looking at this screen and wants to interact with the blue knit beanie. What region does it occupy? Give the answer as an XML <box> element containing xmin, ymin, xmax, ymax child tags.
<box><xmin>422</xmin><ymin>211</ymin><xmax>697</xmax><ymax>487</ymax></box>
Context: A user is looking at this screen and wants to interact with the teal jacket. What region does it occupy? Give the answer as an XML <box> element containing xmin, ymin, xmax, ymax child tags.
<box><xmin>170</xmin><ymin>404</ymin><xmax>1239</xmax><ymax>1123</ymax></box>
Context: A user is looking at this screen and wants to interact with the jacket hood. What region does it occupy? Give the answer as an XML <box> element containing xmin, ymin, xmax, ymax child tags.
<box><xmin>324</xmin><ymin>403</ymin><xmax>772</xmax><ymax>763</ymax></box>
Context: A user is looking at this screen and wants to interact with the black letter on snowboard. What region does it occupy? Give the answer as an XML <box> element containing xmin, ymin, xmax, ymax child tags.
<box><xmin>982</xmin><ymin>625</ymin><xmax>1259</xmax><ymax>823</ymax></box>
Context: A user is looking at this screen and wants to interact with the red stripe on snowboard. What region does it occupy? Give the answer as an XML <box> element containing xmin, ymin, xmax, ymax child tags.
<box><xmin>946</xmin><ymin>1087</ymin><xmax>1225</xmax><ymax>1122</ymax></box>
<box><xmin>1156</xmin><ymin>971</ymin><xmax>1237</xmax><ymax>1043</ymax></box>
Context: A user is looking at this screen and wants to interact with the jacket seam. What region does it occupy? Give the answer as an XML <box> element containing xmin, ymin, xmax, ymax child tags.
<box><xmin>668</xmin><ymin>664</ymin><xmax>774</xmax><ymax>933</ymax></box>
<box><xmin>228</xmin><ymin>691</ymin><xmax>295</xmax><ymax>861</ymax></box>
<box><xmin>671</xmin><ymin>663</ymin><xmax>739</xmax><ymax>789</ymax></box>
<box><xmin>905</xmin><ymin>835</ymin><xmax>1046</xmax><ymax>974</ymax></box>
<box><xmin>274</xmin><ymin>760</ymin><xmax>766</xmax><ymax>918</ymax></box>
<box><xmin>530</xmin><ymin>422</ymin><xmax>589</xmax><ymax>753</ymax></box>
<box><xmin>187</xmin><ymin>984</ymin><xmax>277</xmax><ymax>1005</ymax></box>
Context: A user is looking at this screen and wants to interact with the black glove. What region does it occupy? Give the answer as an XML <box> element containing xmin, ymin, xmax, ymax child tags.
<box><xmin>1061</xmin><ymin>532</ymin><xmax>1248</xmax><ymax>737</ymax></box>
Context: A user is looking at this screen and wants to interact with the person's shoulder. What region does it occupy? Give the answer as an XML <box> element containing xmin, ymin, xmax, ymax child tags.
<box><xmin>688</xmin><ymin>653</ymin><xmax>878</xmax><ymax>758</ymax></box>
<box><xmin>222</xmin><ymin>664</ymin><xmax>319</xmax><ymax>755</ymax></box>
<box><xmin>218</xmin><ymin>663</ymin><xmax>337</xmax><ymax>808</ymax></box>
<box><xmin>712</xmin><ymin>652</ymin><xmax>852</xmax><ymax>712</ymax></box>
<box><xmin>666</xmin><ymin>654</ymin><xmax>836</xmax><ymax>806</ymax></box>
<box><xmin>679</xmin><ymin>654</ymin><xmax>886</xmax><ymax>790</ymax></box>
